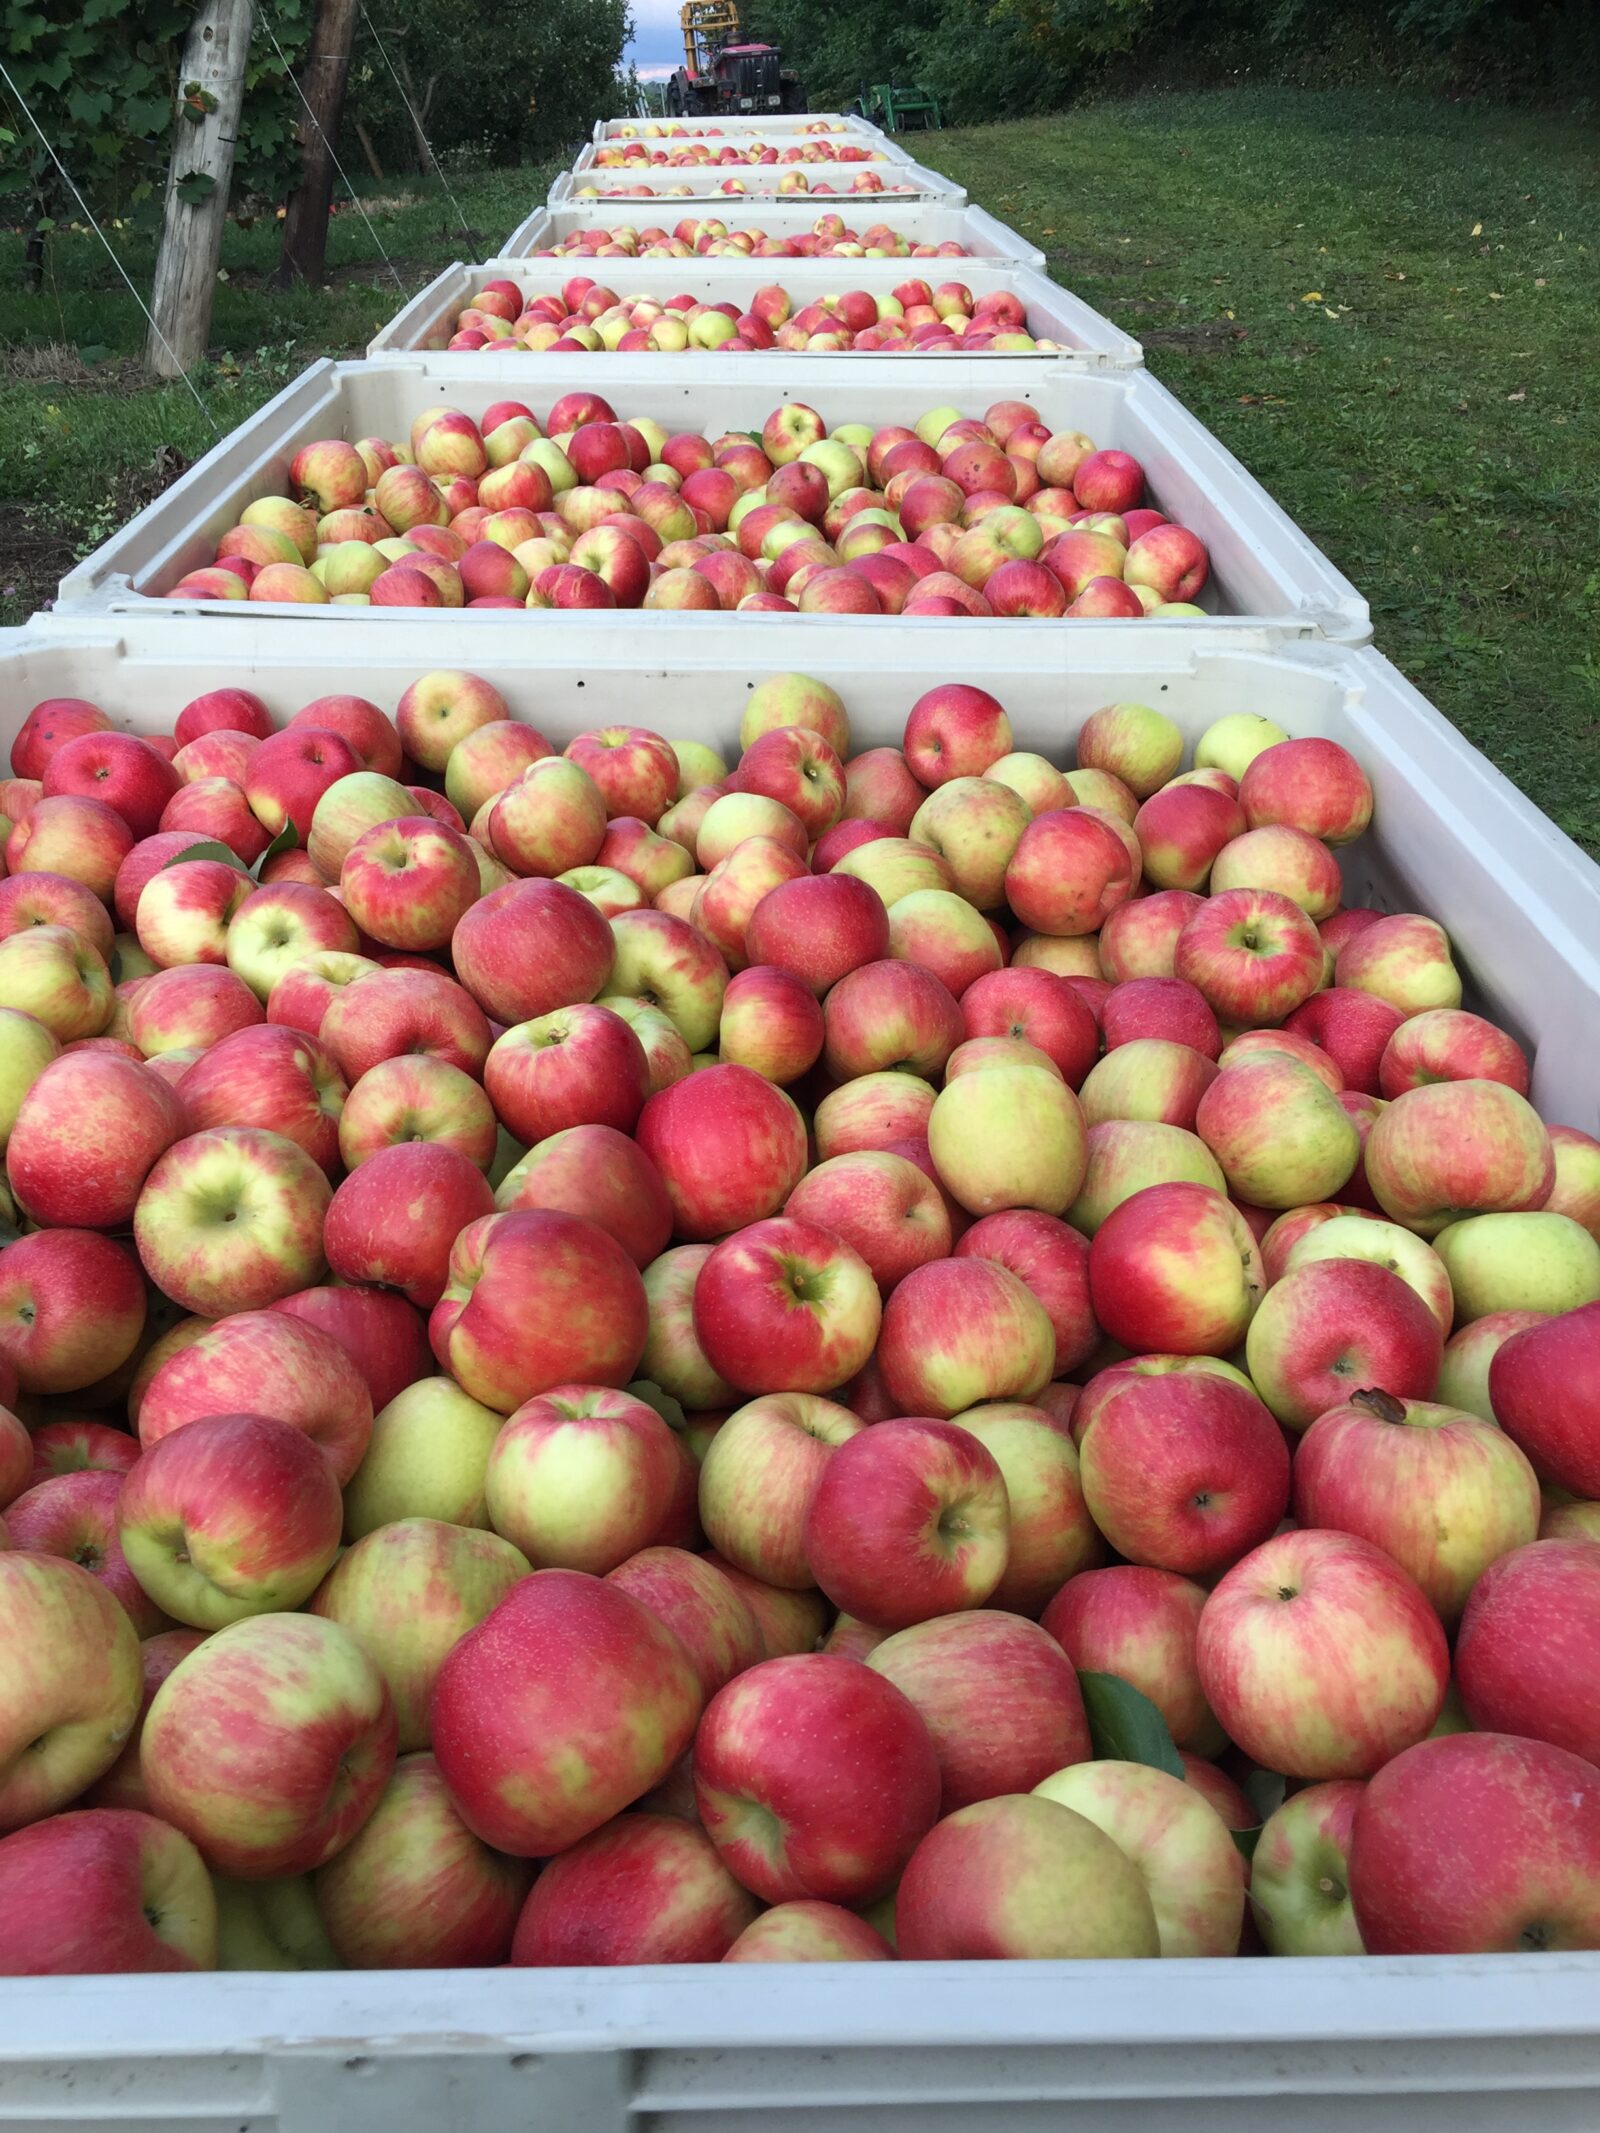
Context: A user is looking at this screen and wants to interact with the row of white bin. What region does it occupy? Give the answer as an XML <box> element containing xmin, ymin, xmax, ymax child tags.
<box><xmin>2</xmin><ymin>612</ymin><xmax>1598</xmax><ymax>2121</ymax></box>
<box><xmin>549</xmin><ymin>155</ymin><xmax>966</xmax><ymax>205</ymax></box>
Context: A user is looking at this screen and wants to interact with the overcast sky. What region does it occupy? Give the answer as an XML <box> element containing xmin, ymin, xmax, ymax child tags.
<box><xmin>628</xmin><ymin>0</ymin><xmax>689</xmax><ymax>76</ymax></box>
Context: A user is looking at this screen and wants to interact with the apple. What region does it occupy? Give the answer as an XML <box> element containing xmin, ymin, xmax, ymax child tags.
<box><xmin>717</xmin><ymin>964</ymin><xmax>825</xmax><ymax>1086</ymax></box>
<box><xmin>511</xmin><ymin>1809</ymin><xmax>758</xmax><ymax>1966</ymax></box>
<box><xmin>319</xmin><ymin>967</ymin><xmax>491</xmax><ymax>1084</ymax></box>
<box><xmin>925</xmin><ymin>1059</ymin><xmax>1088</xmax><ymax>1223</ymax></box>
<box><xmin>1488</xmin><ymin>1302</ymin><xmax>1600</xmax><ymax>1494</ymax></box>
<box><xmin>488</xmin><ymin>756</ymin><xmax>607</xmax><ymax>878</ymax></box>
<box><xmin>1247</xmin><ymin>1781</ymin><xmax>1366</xmax><ymax>1956</ymax></box>
<box><xmin>690</xmin><ymin>1215</ymin><xmax>881</xmax><ymax>1397</ymax></box>
<box><xmin>902</xmin><ymin>685</ymin><xmax>1012</xmax><ymax>787</ymax></box>
<box><xmin>1088</xmin><ymin>1181</ymin><xmax>1263</xmax><ymax>1354</ymax></box>
<box><xmin>138</xmin><ymin>1306</ymin><xmax>373</xmax><ymax>1483</ymax></box>
<box><xmin>1078</xmin><ymin>1038</ymin><xmax>1217</xmax><ymax>1130</ymax></box>
<box><xmin>338</xmin><ymin>816</ymin><xmax>479</xmax><ymax>953</ymax></box>
<box><xmin>133</xmin><ymin>1125</ymin><xmax>330</xmax><ymax>1317</ymax></box>
<box><xmin>607</xmin><ymin>1546</ymin><xmax>764</xmax><ymax>1701</ymax></box>
<box><xmin>342</xmin><ymin>1375</ymin><xmax>503</xmax><ymax>1539</ymax></box>
<box><xmin>1336</xmin><ymin>913</ymin><xmax>1462</xmax><ymax>1015</ymax></box>
<box><xmin>303</xmin><ymin>770</ymin><xmax>413</xmax><ymax>883</ymax></box>
<box><xmin>1044</xmin><ymin>1565</ymin><xmax>1221</xmax><ymax>1751</ymax></box>
<box><xmin>842</xmin><ymin>746</ymin><xmax>923</xmax><ymax>832</ymax></box>
<box><xmin>1434</xmin><ymin>1210</ymin><xmax>1600</xmax><ymax>1320</ymax></box>
<box><xmin>1435</xmin><ymin>1306</ymin><xmax>1548</xmax><ymax>1420</ymax></box>
<box><xmin>635</xmin><ymin>1062</ymin><xmax>806</xmax><ymax>1241</ymax></box>
<box><xmin>43</xmin><ymin>731</ymin><xmax>178</xmax><ymax>841</ymax></box>
<box><xmin>1194</xmin><ymin>1053</ymin><xmax>1360</xmax><ymax>1209</ymax></box>
<box><xmin>1079</xmin><ymin>1368</ymin><xmax>1290</xmax><ymax>1576</ymax></box>
<box><xmin>0</xmin><ymin>1229</ymin><xmax>146</xmax><ymax>1396</ymax></box>
<box><xmin>495</xmin><ymin>1121</ymin><xmax>672</xmax><ymax>1271</ymax></box>
<box><xmin>484</xmin><ymin>1001</ymin><xmax>648</xmax><ymax>1146</ymax></box>
<box><xmin>431</xmin><ymin>1569</ymin><xmax>702</xmax><ymax>1855</ymax></box>
<box><xmin>337</xmin><ymin>1052</ymin><xmax>496</xmax><ymax>1172</ymax></box>
<box><xmin>604</xmin><ymin>907</ymin><xmax>729</xmax><ymax>1056</ymax></box>
<box><xmin>878</xmin><ymin>1256</ymin><xmax>1055</xmax><ymax>1416</ymax></box>
<box><xmin>226</xmin><ymin>883</ymin><xmax>359</xmax><ymax>1003</ymax></box>
<box><xmin>697</xmin><ymin>1391</ymin><xmax>861</xmax><ymax>1589</ymax></box>
<box><xmin>484</xmin><ymin>1385</ymin><xmax>680</xmax><ymax>1574</ymax></box>
<box><xmin>1348</xmin><ymin>1731</ymin><xmax>1600</xmax><ymax>1953</ymax></box>
<box><xmin>12</xmin><ymin>694</ymin><xmax>113</xmax><ymax>780</ymax></box>
<box><xmin>636</xmin><ymin>1244</ymin><xmax>736</xmax><ymax>1412</ymax></box>
<box><xmin>784</xmin><ymin>1150</ymin><xmax>951</xmax><ymax>1298</ymax></box>
<box><xmin>1244</xmin><ymin>1259</ymin><xmax>1443</xmax><ymax>1432</ymax></box>
<box><xmin>1004</xmin><ymin>809</ymin><xmax>1138</xmax><ymax>938</ymax></box>
<box><xmin>895</xmin><ymin>1792</ymin><xmax>1159</xmax><ymax>1959</ymax></box>
<box><xmin>694</xmin><ymin>1652</ymin><xmax>939</xmax><ymax>1902</ymax></box>
<box><xmin>8</xmin><ymin>795</ymin><xmax>134</xmax><ymax>904</ymax></box>
<box><xmin>1134</xmin><ymin>783</ymin><xmax>1248</xmax><ymax>894</ymax></box>
<box><xmin>0</xmin><ymin>1807</ymin><xmax>216</xmax><ymax>1972</ymax></box>
<box><xmin>323</xmin><ymin>1141</ymin><xmax>495</xmax><ymax>1310</ymax></box>
<box><xmin>1197</xmin><ymin>1528</ymin><xmax>1448</xmax><ymax>1778</ymax></box>
<box><xmin>1173</xmin><ymin>888</ymin><xmax>1324</xmax><ymax>1027</ymax></box>
<box><xmin>0</xmin><ymin>924</ymin><xmax>113</xmax><ymax>1042</ymax></box>
<box><xmin>724</xmin><ymin>1900</ymin><xmax>893</xmax><ymax>1963</ymax></box>
<box><xmin>1363</xmin><ymin>1080</ymin><xmax>1553</xmax><ymax>1235</ymax></box>
<box><xmin>0</xmin><ymin>1552</ymin><xmax>142</xmax><ymax>1830</ymax></box>
<box><xmin>7</xmin><ymin>1051</ymin><xmax>186</xmax><ymax>1229</ymax></box>
<box><xmin>1034</xmin><ymin>1759</ymin><xmax>1242</xmax><ymax>1957</ymax></box>
<box><xmin>1279</xmin><ymin>1212</ymin><xmax>1454</xmax><ymax>1335</ymax></box>
<box><xmin>1454</xmin><ymin>1537</ymin><xmax>1600</xmax><ymax>1764</ymax></box>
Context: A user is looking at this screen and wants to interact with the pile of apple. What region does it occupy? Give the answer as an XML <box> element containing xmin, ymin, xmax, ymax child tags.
<box><xmin>167</xmin><ymin>395</ymin><xmax>1209</xmax><ymax>619</ymax></box>
<box><xmin>574</xmin><ymin>171</ymin><xmax>909</xmax><ymax>199</ymax></box>
<box><xmin>591</xmin><ymin>141</ymin><xmax>885</xmax><ymax>169</ymax></box>
<box><xmin>530</xmin><ymin>215</ymin><xmax>976</xmax><ymax>261</ymax></box>
<box><xmin>440</xmin><ymin>276</ymin><xmax>1058</xmax><ymax>356</ymax></box>
<box><xmin>607</xmin><ymin>121</ymin><xmax>854</xmax><ymax>139</ymax></box>
<box><xmin>0</xmin><ymin>662</ymin><xmax>1596</xmax><ymax>1978</ymax></box>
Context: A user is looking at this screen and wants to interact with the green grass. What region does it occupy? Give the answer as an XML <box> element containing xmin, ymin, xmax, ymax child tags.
<box><xmin>1</xmin><ymin>89</ymin><xmax>1597</xmax><ymax>847</ymax></box>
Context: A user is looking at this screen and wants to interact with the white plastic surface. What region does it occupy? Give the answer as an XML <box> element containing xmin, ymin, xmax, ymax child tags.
<box><xmin>55</xmin><ymin>356</ymin><xmax>1370</xmax><ymax>639</ymax></box>
<box><xmin>503</xmin><ymin>196</ymin><xmax>1044</xmax><ymax>265</ymax></box>
<box><xmin>8</xmin><ymin>615</ymin><xmax>1595</xmax><ymax>1126</ymax></box>
<box><xmin>0</xmin><ymin>1958</ymin><xmax>1595</xmax><ymax>2128</ymax></box>
<box><xmin>549</xmin><ymin>157</ymin><xmax>965</xmax><ymax>204</ymax></box>
<box><xmin>366</xmin><ymin>258</ymin><xmax>1143</xmax><ymax>368</ymax></box>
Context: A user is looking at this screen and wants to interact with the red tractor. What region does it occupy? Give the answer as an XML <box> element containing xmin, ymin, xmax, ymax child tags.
<box><xmin>666</xmin><ymin>2</ymin><xmax>806</xmax><ymax>118</ymax></box>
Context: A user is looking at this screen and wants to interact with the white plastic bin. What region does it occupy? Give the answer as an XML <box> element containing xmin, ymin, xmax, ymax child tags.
<box><xmin>366</xmin><ymin>258</ymin><xmax>1143</xmax><ymax>368</ymax></box>
<box><xmin>573</xmin><ymin>140</ymin><xmax>919</xmax><ymax>175</ymax></box>
<box><xmin>549</xmin><ymin>158</ymin><xmax>965</xmax><ymax>204</ymax></box>
<box><xmin>54</xmin><ymin>356</ymin><xmax>1370</xmax><ymax>640</ymax></box>
<box><xmin>503</xmin><ymin>197</ymin><xmax>1044</xmax><ymax>266</ymax></box>
<box><xmin>8</xmin><ymin>615</ymin><xmax>1595</xmax><ymax>1125</ymax></box>
<box><xmin>593</xmin><ymin>113</ymin><xmax>890</xmax><ymax>143</ymax></box>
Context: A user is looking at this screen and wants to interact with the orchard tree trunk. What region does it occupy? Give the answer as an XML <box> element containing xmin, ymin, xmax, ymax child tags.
<box><xmin>277</xmin><ymin>0</ymin><xmax>361</xmax><ymax>287</ymax></box>
<box><xmin>145</xmin><ymin>0</ymin><xmax>255</xmax><ymax>379</ymax></box>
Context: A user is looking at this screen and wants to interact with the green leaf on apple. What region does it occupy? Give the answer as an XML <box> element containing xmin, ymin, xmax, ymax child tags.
<box><xmin>158</xmin><ymin>839</ymin><xmax>247</xmax><ymax>875</ymax></box>
<box><xmin>1076</xmin><ymin>1670</ymin><xmax>1185</xmax><ymax>1778</ymax></box>
<box><xmin>625</xmin><ymin>1378</ymin><xmax>688</xmax><ymax>1434</ymax></box>
<box><xmin>253</xmin><ymin>821</ymin><xmax>299</xmax><ymax>878</ymax></box>
<box><xmin>1244</xmin><ymin>1767</ymin><xmax>1287</xmax><ymax>1825</ymax></box>
<box><xmin>1231</xmin><ymin>1824</ymin><xmax>1263</xmax><ymax>1862</ymax></box>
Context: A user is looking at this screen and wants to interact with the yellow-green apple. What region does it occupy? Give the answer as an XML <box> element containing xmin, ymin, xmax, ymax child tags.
<box><xmin>0</xmin><ymin>924</ymin><xmax>112</xmax><ymax>1041</ymax></box>
<box><xmin>338</xmin><ymin>1053</ymin><xmax>496</xmax><ymax>1170</ymax></box>
<box><xmin>671</xmin><ymin>735</ymin><xmax>728</xmax><ymax>798</ymax></box>
<box><xmin>1070</xmin><ymin>1120</ymin><xmax>1228</xmax><ymax>1236</ymax></box>
<box><xmin>0</xmin><ymin>1006</ymin><xmax>60</xmax><ymax>1144</ymax></box>
<box><xmin>692</xmin><ymin>1214</ymin><xmax>881</xmax><ymax>1397</ymax></box>
<box><xmin>878</xmin><ymin>1258</ymin><xmax>1054</xmax><ymax>1418</ymax></box>
<box><xmin>485</xmin><ymin>1384</ymin><xmax>680</xmax><ymax>1574</ymax></box>
<box><xmin>1238</xmin><ymin>736</ymin><xmax>1372</xmax><ymax>844</ymax></box>
<box><xmin>510</xmin><ymin>1808</ymin><xmax>758</xmax><ymax>1966</ymax></box>
<box><xmin>1281</xmin><ymin>1212</ymin><xmax>1455</xmax><ymax>1336</ymax></box>
<box><xmin>1174</xmin><ymin>887</ymin><xmax>1324</xmax><ymax>1027</ymax></box>
<box><xmin>1134</xmin><ymin>782</ymin><xmax>1248</xmax><ymax>894</ymax></box>
<box><xmin>265</xmin><ymin>947</ymin><xmax>378</xmax><ymax>1038</ymax></box>
<box><xmin>1079</xmin><ymin>1039</ymin><xmax>1217</xmax><ymax>1129</ymax></box>
<box><xmin>4</xmin><ymin>1470</ymin><xmax>163</xmax><ymax>1635</ymax></box>
<box><xmin>691</xmin><ymin>836</ymin><xmax>809</xmax><ymax>969</ymax></box>
<box><xmin>430</xmin><ymin>1568</ymin><xmax>702</xmax><ymax>1855</ymax></box>
<box><xmin>698</xmin><ymin>1391</ymin><xmax>862</xmax><ymax>1589</ymax></box>
<box><xmin>324</xmin><ymin>1141</ymin><xmax>495</xmax><ymax>1309</ymax></box>
<box><xmin>803</xmin><ymin>1416</ymin><xmax>1009</xmax><ymax>1628</ymax></box>
<box><xmin>724</xmin><ymin>1900</ymin><xmax>894</xmax><ymax>1963</ymax></box>
<box><xmin>1209</xmin><ymin>825</ymin><xmax>1342</xmax><ymax>920</ymax></box>
<box><xmin>343</xmin><ymin>1375</ymin><xmax>502</xmax><ymax>1537</ymax></box>
<box><xmin>1488</xmin><ymin>1302</ymin><xmax>1600</xmax><ymax>1494</ymax></box>
<box><xmin>485</xmin><ymin>1001</ymin><xmax>648</xmax><ymax>1146</ymax></box>
<box><xmin>718</xmin><ymin>964</ymin><xmax>825</xmax><ymax>1085</ymax></box>
<box><xmin>694</xmin><ymin>1650</ymin><xmax>939</xmax><ymax>1901</ymax></box>
<box><xmin>697</xmin><ymin>792</ymin><xmax>808</xmax><ymax>870</ymax></box>
<box><xmin>315</xmin><ymin>1750</ymin><xmax>530</xmax><ymax>1968</ymax></box>
<box><xmin>868</xmin><ymin>1610</ymin><xmax>1090</xmax><ymax>1812</ymax></box>
<box><xmin>1248</xmin><ymin>1780</ymin><xmax>1366</xmax><ymax>1954</ymax></box>
<box><xmin>558</xmin><ymin>863</ymin><xmax>645</xmax><ymax>918</ymax></box>
<box><xmin>429</xmin><ymin>1208</ymin><xmax>648</xmax><ymax>1414</ymax></box>
<box><xmin>487</xmin><ymin>757</ymin><xmax>607</xmax><ymax>880</ymax></box>
<box><xmin>821</xmin><ymin>958</ymin><xmax>961</xmax><ymax>1083</ymax></box>
<box><xmin>606</xmin><ymin>907</ymin><xmax>729</xmax><ymax>1053</ymax></box>
<box><xmin>1295</xmin><ymin>1388</ymin><xmax>1541</xmax><ymax>1622</ymax></box>
<box><xmin>901</xmin><ymin>684</ymin><xmax>1011</xmax><ymax>788</ymax></box>
<box><xmin>565</xmin><ymin>726</ymin><xmax>679</xmax><ymax>825</ymax></box>
<box><xmin>635</xmin><ymin>1062</ymin><xmax>805</xmax><ymax>1241</ymax></box>
<box><xmin>1004</xmin><ymin>808</ymin><xmax>1138</xmax><ymax>938</ymax></box>
<box><xmin>1435</xmin><ymin>1210</ymin><xmax>1600</xmax><ymax>1321</ymax></box>
<box><xmin>305</xmin><ymin>771</ymin><xmax>414</xmax><ymax>879</ymax></box>
<box><xmin>143</xmin><ymin>1612</ymin><xmax>396</xmax><ymax>1876</ymax></box>
<box><xmin>1347</xmin><ymin>1730</ymin><xmax>1600</xmax><ymax>1952</ymax></box>
<box><xmin>595</xmin><ymin>816</ymin><xmax>695</xmax><ymax>901</ymax></box>
<box><xmin>1197</xmin><ymin>1528</ymin><xmax>1448</xmax><ymax>1778</ymax></box>
<box><xmin>8</xmin><ymin>794</ymin><xmax>133</xmax><ymax>903</ymax></box>
<box><xmin>834</xmin><ymin>834</ymin><xmax>952</xmax><ymax>908</ymax></box>
<box><xmin>1336</xmin><ymin>913</ymin><xmax>1462</xmax><ymax>1014</ymax></box>
<box><xmin>0</xmin><ymin>1806</ymin><xmax>216</xmax><ymax>1973</ymax></box>
<box><xmin>225</xmin><ymin>883</ymin><xmax>358</xmax><ymax>1002</ymax></box>
<box><xmin>984</xmin><ymin>751</ymin><xmax>1070</xmax><ymax>814</ymax></box>
<box><xmin>1436</xmin><ymin>1307</ymin><xmax>1547</xmax><ymax>1419</ymax></box>
<box><xmin>607</xmin><ymin>1546</ymin><xmax>764</xmax><ymax>1701</ymax></box>
<box><xmin>639</xmin><ymin>1244</ymin><xmax>736</xmax><ymax>1411</ymax></box>
<box><xmin>177</xmin><ymin>1025</ymin><xmax>346</xmax><ymax>1175</ymax></box>
<box><xmin>133</xmin><ymin>1125</ymin><xmax>330</xmax><ymax>1317</ymax></box>
<box><xmin>318</xmin><ymin>967</ymin><xmax>490</xmax><ymax>1082</ymax></box>
<box><xmin>1195</xmin><ymin>1054</ymin><xmax>1360</xmax><ymax>1210</ymax></box>
<box><xmin>1079</xmin><ymin>1368</ymin><xmax>1290</xmax><ymax>1576</ymax></box>
<box><xmin>814</xmin><ymin>1069</ymin><xmax>936</xmax><ymax>1160</ymax></box>
<box><xmin>444</xmin><ymin>721</ymin><xmax>553</xmax><ymax>820</ymax></box>
<box><xmin>953</xmin><ymin>1402</ymin><xmax>1099</xmax><ymax>1612</ymax></box>
<box><xmin>885</xmin><ymin>888</ymin><xmax>1003</xmax><ymax>996</ymax></box>
<box><xmin>496</xmin><ymin>1122</ymin><xmax>671</xmax><ymax>1269</ymax></box>
<box><xmin>1455</xmin><ymin>1536</ymin><xmax>1600</xmax><ymax>1762</ymax></box>
<box><xmin>7</xmin><ymin>1051</ymin><xmax>186</xmax><ymax>1228</ymax></box>
<box><xmin>450</xmin><ymin>879</ymin><xmax>614</xmax><ymax>1026</ymax></box>
<box><xmin>1245</xmin><ymin>1258</ymin><xmax>1442</xmax><ymax>1431</ymax></box>
<box><xmin>1363</xmin><ymin>1080</ymin><xmax>1554</xmax><ymax>1236</ymax></box>
<box><xmin>134</xmin><ymin>857</ymin><xmax>253</xmax><ymax>967</ymax></box>
<box><xmin>42</xmin><ymin>731</ymin><xmax>178</xmax><ymax>841</ymax></box>
<box><xmin>907</xmin><ymin>779</ymin><xmax>1029</xmax><ymax>913</ymax></box>
<box><xmin>0</xmin><ymin>1229</ymin><xmax>146</xmax><ymax>1395</ymax></box>
<box><xmin>311</xmin><ymin>1518</ymin><xmax>529</xmax><ymax>1751</ymax></box>
<box><xmin>896</xmin><ymin>1791</ymin><xmax>1160</xmax><ymax>1959</ymax></box>
<box><xmin>929</xmin><ymin>1062</ymin><xmax>1088</xmax><ymax>1218</ymax></box>
<box><xmin>138</xmin><ymin>1306</ymin><xmax>372</xmax><ymax>1482</ymax></box>
<box><xmin>1087</xmin><ymin>1180</ymin><xmax>1263</xmax><ymax>1354</ymax></box>
<box><xmin>0</xmin><ymin>1552</ymin><xmax>141</xmax><ymax>1830</ymax></box>
<box><xmin>1044</xmin><ymin>1565</ymin><xmax>1222</xmax><ymax>1751</ymax></box>
<box><xmin>1034</xmin><ymin>1758</ymin><xmax>1242</xmax><ymax>1957</ymax></box>
<box><xmin>785</xmin><ymin>1150</ymin><xmax>951</xmax><ymax>1296</ymax></box>
<box><xmin>1195</xmin><ymin>711</ymin><xmax>1288</xmax><ymax>780</ymax></box>
<box><xmin>117</xmin><ymin>1411</ymin><xmax>343</xmax><ymax>1630</ymax></box>
<box><xmin>945</xmin><ymin>1035</ymin><xmax>1063</xmax><ymax>1082</ymax></box>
